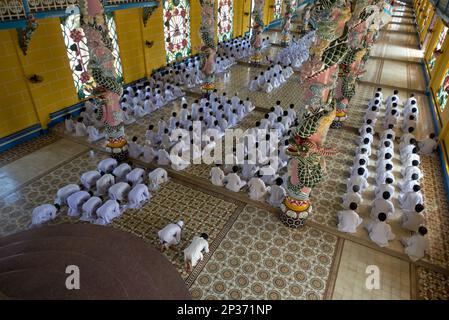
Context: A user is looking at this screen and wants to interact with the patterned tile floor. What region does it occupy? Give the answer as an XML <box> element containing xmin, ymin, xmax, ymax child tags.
<box><xmin>189</xmin><ymin>205</ymin><xmax>338</xmax><ymax>300</ymax></box>
<box><xmin>0</xmin><ymin>132</ymin><xmax>60</xmax><ymax>168</ymax></box>
<box><xmin>416</xmin><ymin>267</ymin><xmax>449</xmax><ymax>300</ymax></box>
<box><xmin>2</xmin><ymin>3</ymin><xmax>449</xmax><ymax>300</ymax></box>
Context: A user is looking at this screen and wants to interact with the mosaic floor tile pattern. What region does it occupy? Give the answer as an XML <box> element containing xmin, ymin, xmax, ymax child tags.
<box><xmin>420</xmin><ymin>155</ymin><xmax>449</xmax><ymax>270</ymax></box>
<box><xmin>189</xmin><ymin>205</ymin><xmax>338</xmax><ymax>300</ymax></box>
<box><xmin>332</xmin><ymin>241</ymin><xmax>411</xmax><ymax>300</ymax></box>
<box><xmin>0</xmin><ymin>132</ymin><xmax>60</xmax><ymax>168</ymax></box>
<box><xmin>0</xmin><ymin>151</ymin><xmax>110</xmax><ymax>237</ymax></box>
<box><xmin>416</xmin><ymin>267</ymin><xmax>449</xmax><ymax>300</ymax></box>
<box><xmin>110</xmin><ymin>180</ymin><xmax>240</xmax><ymax>280</ymax></box>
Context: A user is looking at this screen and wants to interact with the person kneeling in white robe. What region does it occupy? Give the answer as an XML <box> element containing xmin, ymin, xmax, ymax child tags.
<box><xmin>80</xmin><ymin>196</ymin><xmax>102</xmax><ymax>222</ymax></box>
<box><xmin>267</xmin><ymin>178</ymin><xmax>286</xmax><ymax>208</ymax></box>
<box><xmin>30</xmin><ymin>203</ymin><xmax>60</xmax><ymax>227</ymax></box>
<box><xmin>86</xmin><ymin>125</ymin><xmax>104</xmax><ymax>142</ymax></box>
<box><xmin>158</xmin><ymin>220</ymin><xmax>184</xmax><ymax>251</ymax></box>
<box><xmin>210</xmin><ymin>164</ymin><xmax>225</xmax><ymax>186</ymax></box>
<box><xmin>148</xmin><ymin>168</ymin><xmax>169</xmax><ymax>191</ymax></box>
<box><xmin>225</xmin><ymin>166</ymin><xmax>246</xmax><ymax>192</ymax></box>
<box><xmin>337</xmin><ymin>202</ymin><xmax>363</xmax><ymax>234</ymax></box>
<box><xmin>127</xmin><ymin>183</ymin><xmax>150</xmax><ymax>209</ymax></box>
<box><xmin>128</xmin><ymin>136</ymin><xmax>144</xmax><ymax>159</ymax></box>
<box><xmin>365</xmin><ymin>212</ymin><xmax>395</xmax><ymax>247</ymax></box>
<box><xmin>108</xmin><ymin>182</ymin><xmax>132</xmax><ymax>201</ymax></box>
<box><xmin>418</xmin><ymin>133</ymin><xmax>438</xmax><ymax>154</ymax></box>
<box><xmin>248</xmin><ymin>172</ymin><xmax>269</xmax><ymax>201</ymax></box>
<box><xmin>95</xmin><ymin>199</ymin><xmax>122</xmax><ymax>225</ymax></box>
<box><xmin>401</xmin><ymin>226</ymin><xmax>429</xmax><ymax>262</ymax></box>
<box><xmin>67</xmin><ymin>190</ymin><xmax>93</xmax><ymax>217</ymax></box>
<box><xmin>184</xmin><ymin>233</ymin><xmax>209</xmax><ymax>272</ymax></box>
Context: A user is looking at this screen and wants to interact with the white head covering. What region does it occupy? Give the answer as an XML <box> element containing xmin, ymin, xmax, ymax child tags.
<box><xmin>176</xmin><ymin>220</ymin><xmax>184</xmax><ymax>228</ymax></box>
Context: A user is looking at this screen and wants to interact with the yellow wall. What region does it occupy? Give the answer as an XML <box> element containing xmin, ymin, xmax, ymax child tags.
<box><xmin>0</xmin><ymin>18</ymin><xmax>79</xmax><ymax>137</ymax></box>
<box><xmin>141</xmin><ymin>7</ymin><xmax>167</xmax><ymax>74</ymax></box>
<box><xmin>115</xmin><ymin>9</ymin><xmax>147</xmax><ymax>82</ymax></box>
<box><xmin>191</xmin><ymin>0</ymin><xmax>202</xmax><ymax>54</ymax></box>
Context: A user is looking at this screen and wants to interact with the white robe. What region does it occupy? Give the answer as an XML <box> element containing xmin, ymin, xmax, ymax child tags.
<box><xmin>247</xmin><ymin>178</ymin><xmax>268</xmax><ymax>201</ymax></box>
<box><xmin>96</xmin><ymin>174</ymin><xmax>115</xmax><ymax>196</ymax></box>
<box><xmin>74</xmin><ymin>122</ymin><xmax>87</xmax><ymax>137</ymax></box>
<box><xmin>184</xmin><ymin>236</ymin><xmax>209</xmax><ymax>267</ymax></box>
<box><xmin>210</xmin><ymin>167</ymin><xmax>225</xmax><ymax>186</ymax></box>
<box><xmin>225</xmin><ymin>173</ymin><xmax>246</xmax><ymax>192</ymax></box>
<box><xmin>112</xmin><ymin>163</ymin><xmax>132</xmax><ymax>182</ymax></box>
<box><xmin>86</xmin><ymin>126</ymin><xmax>104</xmax><ymax>142</ymax></box>
<box><xmin>370</xmin><ymin>199</ymin><xmax>395</xmax><ymax>219</ymax></box>
<box><xmin>31</xmin><ymin>204</ymin><xmax>58</xmax><ymax>226</ymax></box>
<box><xmin>126</xmin><ymin>168</ymin><xmax>145</xmax><ymax>187</ymax></box>
<box><xmin>267</xmin><ymin>185</ymin><xmax>286</xmax><ymax>207</ymax></box>
<box><xmin>399</xmin><ymin>191</ymin><xmax>423</xmax><ymax>212</ymax></box>
<box><xmin>402</xmin><ymin>235</ymin><xmax>429</xmax><ymax>261</ymax></box>
<box><xmin>108</xmin><ymin>182</ymin><xmax>131</xmax><ymax>201</ymax></box>
<box><xmin>55</xmin><ymin>184</ymin><xmax>80</xmax><ymax>205</ymax></box>
<box><xmin>128</xmin><ymin>141</ymin><xmax>143</xmax><ymax>159</ymax></box>
<box><xmin>148</xmin><ymin>168</ymin><xmax>169</xmax><ymax>191</ymax></box>
<box><xmin>402</xmin><ymin>211</ymin><xmax>425</xmax><ymax>232</ymax></box>
<box><xmin>337</xmin><ymin>210</ymin><xmax>363</xmax><ymax>233</ymax></box>
<box><xmin>80</xmin><ymin>196</ymin><xmax>102</xmax><ymax>222</ymax></box>
<box><xmin>80</xmin><ymin>170</ymin><xmax>101</xmax><ymax>189</ymax></box>
<box><xmin>95</xmin><ymin>200</ymin><xmax>122</xmax><ymax>224</ymax></box>
<box><xmin>365</xmin><ymin>220</ymin><xmax>395</xmax><ymax>247</ymax></box>
<box><xmin>67</xmin><ymin>191</ymin><xmax>91</xmax><ymax>217</ymax></box>
<box><xmin>158</xmin><ymin>223</ymin><xmax>182</xmax><ymax>246</ymax></box>
<box><xmin>342</xmin><ymin>192</ymin><xmax>362</xmax><ymax>209</ymax></box>
<box><xmin>418</xmin><ymin>138</ymin><xmax>438</xmax><ymax>154</ymax></box>
<box><xmin>127</xmin><ymin>184</ymin><xmax>150</xmax><ymax>209</ymax></box>
<box><xmin>97</xmin><ymin>158</ymin><xmax>118</xmax><ymax>174</ymax></box>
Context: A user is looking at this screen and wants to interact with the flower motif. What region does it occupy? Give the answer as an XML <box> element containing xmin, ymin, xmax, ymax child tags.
<box><xmin>80</xmin><ymin>71</ymin><xmax>90</xmax><ymax>83</ymax></box>
<box><xmin>70</xmin><ymin>29</ymin><xmax>84</xmax><ymax>43</ymax></box>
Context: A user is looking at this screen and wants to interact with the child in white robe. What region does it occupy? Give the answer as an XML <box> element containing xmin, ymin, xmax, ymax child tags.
<box><xmin>418</xmin><ymin>133</ymin><xmax>438</xmax><ymax>154</ymax></box>
<box><xmin>80</xmin><ymin>170</ymin><xmax>101</xmax><ymax>190</ymax></box>
<box><xmin>67</xmin><ymin>190</ymin><xmax>92</xmax><ymax>217</ymax></box>
<box><xmin>267</xmin><ymin>178</ymin><xmax>286</xmax><ymax>207</ymax></box>
<box><xmin>112</xmin><ymin>162</ymin><xmax>132</xmax><ymax>182</ymax></box>
<box><xmin>127</xmin><ymin>183</ymin><xmax>150</xmax><ymax>209</ymax></box>
<box><xmin>365</xmin><ymin>212</ymin><xmax>395</xmax><ymax>247</ymax></box>
<box><xmin>148</xmin><ymin>168</ymin><xmax>169</xmax><ymax>191</ymax></box>
<box><xmin>30</xmin><ymin>204</ymin><xmax>60</xmax><ymax>227</ymax></box>
<box><xmin>263</xmin><ymin>80</ymin><xmax>273</xmax><ymax>93</ymax></box>
<box><xmin>96</xmin><ymin>173</ymin><xmax>115</xmax><ymax>196</ymax></box>
<box><xmin>86</xmin><ymin>125</ymin><xmax>104</xmax><ymax>142</ymax></box>
<box><xmin>184</xmin><ymin>233</ymin><xmax>209</xmax><ymax>271</ymax></box>
<box><xmin>347</xmin><ymin>168</ymin><xmax>369</xmax><ymax>192</ymax></box>
<box><xmin>342</xmin><ymin>185</ymin><xmax>362</xmax><ymax>209</ymax></box>
<box><xmin>98</xmin><ymin>157</ymin><xmax>118</xmax><ymax>174</ymax></box>
<box><xmin>402</xmin><ymin>204</ymin><xmax>425</xmax><ymax>232</ymax></box>
<box><xmin>399</xmin><ymin>185</ymin><xmax>423</xmax><ymax>213</ymax></box>
<box><xmin>65</xmin><ymin>115</ymin><xmax>75</xmax><ymax>133</ymax></box>
<box><xmin>126</xmin><ymin>167</ymin><xmax>145</xmax><ymax>187</ymax></box>
<box><xmin>128</xmin><ymin>136</ymin><xmax>143</xmax><ymax>159</ymax></box>
<box><xmin>337</xmin><ymin>202</ymin><xmax>363</xmax><ymax>233</ymax></box>
<box><xmin>401</xmin><ymin>226</ymin><xmax>429</xmax><ymax>262</ymax></box>
<box><xmin>95</xmin><ymin>199</ymin><xmax>122</xmax><ymax>225</ymax></box>
<box><xmin>157</xmin><ymin>149</ymin><xmax>171</xmax><ymax>166</ymax></box>
<box><xmin>225</xmin><ymin>166</ymin><xmax>246</xmax><ymax>192</ymax></box>
<box><xmin>158</xmin><ymin>220</ymin><xmax>184</xmax><ymax>251</ymax></box>
<box><xmin>55</xmin><ymin>184</ymin><xmax>81</xmax><ymax>206</ymax></box>
<box><xmin>249</xmin><ymin>76</ymin><xmax>259</xmax><ymax>91</ymax></box>
<box><xmin>210</xmin><ymin>164</ymin><xmax>225</xmax><ymax>186</ymax></box>
<box><xmin>122</xmin><ymin>107</ymin><xmax>136</xmax><ymax>125</ymax></box>
<box><xmin>142</xmin><ymin>142</ymin><xmax>158</xmax><ymax>163</ymax></box>
<box><xmin>371</xmin><ymin>191</ymin><xmax>395</xmax><ymax>219</ymax></box>
<box><xmin>80</xmin><ymin>196</ymin><xmax>102</xmax><ymax>222</ymax></box>
<box><xmin>74</xmin><ymin>118</ymin><xmax>87</xmax><ymax>137</ymax></box>
<box><xmin>108</xmin><ymin>182</ymin><xmax>131</xmax><ymax>201</ymax></box>
<box><xmin>247</xmin><ymin>173</ymin><xmax>269</xmax><ymax>201</ymax></box>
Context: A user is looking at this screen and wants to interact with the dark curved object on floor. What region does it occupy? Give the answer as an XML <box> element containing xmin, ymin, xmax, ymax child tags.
<box><xmin>0</xmin><ymin>223</ymin><xmax>191</xmax><ymax>300</ymax></box>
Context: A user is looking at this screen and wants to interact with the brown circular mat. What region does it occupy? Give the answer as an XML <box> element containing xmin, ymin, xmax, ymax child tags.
<box><xmin>0</xmin><ymin>223</ymin><xmax>191</xmax><ymax>300</ymax></box>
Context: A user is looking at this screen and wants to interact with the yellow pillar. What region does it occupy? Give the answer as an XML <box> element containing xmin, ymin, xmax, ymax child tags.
<box><xmin>417</xmin><ymin>1</ymin><xmax>429</xmax><ymax>29</ymax></box>
<box><xmin>430</xmin><ymin>36</ymin><xmax>449</xmax><ymax>97</ymax></box>
<box><xmin>424</xmin><ymin>18</ymin><xmax>444</xmax><ymax>64</ymax></box>
<box><xmin>419</xmin><ymin>7</ymin><xmax>434</xmax><ymax>44</ymax></box>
